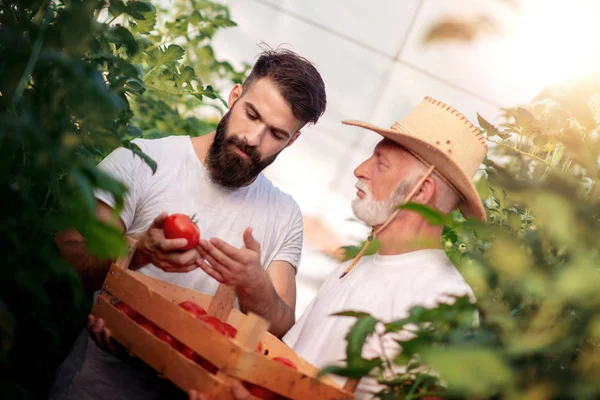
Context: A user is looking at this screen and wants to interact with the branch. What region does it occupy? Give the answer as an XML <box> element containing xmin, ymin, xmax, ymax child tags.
<box><xmin>485</xmin><ymin>138</ymin><xmax>552</xmax><ymax>167</ymax></box>
<box><xmin>11</xmin><ymin>4</ymin><xmax>53</xmax><ymax>108</ymax></box>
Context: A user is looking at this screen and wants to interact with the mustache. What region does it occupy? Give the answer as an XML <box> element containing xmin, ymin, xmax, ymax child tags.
<box><xmin>226</xmin><ymin>135</ymin><xmax>261</xmax><ymax>163</ymax></box>
<box><xmin>355</xmin><ymin>180</ymin><xmax>371</xmax><ymax>194</ymax></box>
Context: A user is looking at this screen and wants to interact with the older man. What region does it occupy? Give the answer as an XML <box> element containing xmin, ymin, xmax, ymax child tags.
<box><xmin>191</xmin><ymin>97</ymin><xmax>487</xmax><ymax>400</ymax></box>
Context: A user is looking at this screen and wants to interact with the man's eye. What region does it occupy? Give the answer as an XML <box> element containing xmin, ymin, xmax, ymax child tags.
<box><xmin>246</xmin><ymin>111</ymin><xmax>258</xmax><ymax>120</ymax></box>
<box><xmin>271</xmin><ymin>131</ymin><xmax>285</xmax><ymax>140</ymax></box>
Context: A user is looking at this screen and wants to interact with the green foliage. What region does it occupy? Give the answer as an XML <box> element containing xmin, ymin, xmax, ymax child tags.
<box><xmin>0</xmin><ymin>0</ymin><xmax>241</xmax><ymax>398</ymax></box>
<box><xmin>333</xmin><ymin>77</ymin><xmax>600</xmax><ymax>399</ymax></box>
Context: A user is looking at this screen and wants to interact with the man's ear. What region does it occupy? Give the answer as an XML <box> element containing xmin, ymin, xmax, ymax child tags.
<box><xmin>228</xmin><ymin>84</ymin><xmax>243</xmax><ymax>108</ymax></box>
<box><xmin>286</xmin><ymin>131</ymin><xmax>302</xmax><ymax>148</ymax></box>
<box><xmin>413</xmin><ymin>176</ymin><xmax>436</xmax><ymax>205</ymax></box>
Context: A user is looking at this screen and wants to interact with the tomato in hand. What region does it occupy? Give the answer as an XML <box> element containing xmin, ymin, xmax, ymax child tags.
<box><xmin>179</xmin><ymin>301</ymin><xmax>207</xmax><ymax>318</ymax></box>
<box><xmin>163</xmin><ymin>214</ymin><xmax>200</xmax><ymax>251</ymax></box>
<box><xmin>115</xmin><ymin>301</ymin><xmax>138</xmax><ymax>319</ymax></box>
<box><xmin>272</xmin><ymin>357</ymin><xmax>297</xmax><ymax>370</ymax></box>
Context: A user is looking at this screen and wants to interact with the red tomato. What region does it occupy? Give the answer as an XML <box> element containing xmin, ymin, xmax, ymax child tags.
<box><xmin>163</xmin><ymin>214</ymin><xmax>200</xmax><ymax>251</ymax></box>
<box><xmin>115</xmin><ymin>301</ymin><xmax>138</xmax><ymax>319</ymax></box>
<box><xmin>138</xmin><ymin>322</ymin><xmax>155</xmax><ymax>335</ymax></box>
<box><xmin>178</xmin><ymin>301</ymin><xmax>207</xmax><ymax>318</ymax></box>
<box><xmin>198</xmin><ymin>315</ymin><xmax>228</xmax><ymax>336</ymax></box>
<box><xmin>155</xmin><ymin>328</ymin><xmax>181</xmax><ymax>350</ymax></box>
<box><xmin>244</xmin><ymin>383</ymin><xmax>279</xmax><ymax>400</ymax></box>
<box><xmin>272</xmin><ymin>357</ymin><xmax>297</xmax><ymax>370</ymax></box>
<box><xmin>198</xmin><ymin>359</ymin><xmax>218</xmax><ymax>374</ymax></box>
<box><xmin>180</xmin><ymin>345</ymin><xmax>201</xmax><ymax>362</ymax></box>
<box><xmin>221</xmin><ymin>322</ymin><xmax>238</xmax><ymax>339</ymax></box>
<box><xmin>132</xmin><ymin>314</ymin><xmax>151</xmax><ymax>325</ymax></box>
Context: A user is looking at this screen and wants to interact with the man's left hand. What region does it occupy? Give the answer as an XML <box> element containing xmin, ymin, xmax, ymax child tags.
<box><xmin>196</xmin><ymin>227</ymin><xmax>268</xmax><ymax>292</ymax></box>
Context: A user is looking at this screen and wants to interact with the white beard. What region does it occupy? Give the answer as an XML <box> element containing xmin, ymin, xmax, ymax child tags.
<box><xmin>351</xmin><ymin>180</ymin><xmax>410</xmax><ymax>226</ymax></box>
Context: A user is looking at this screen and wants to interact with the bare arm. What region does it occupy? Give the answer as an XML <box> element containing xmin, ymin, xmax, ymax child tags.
<box><xmin>54</xmin><ymin>200</ymin><xmax>125</xmax><ymax>292</ymax></box>
<box><xmin>237</xmin><ymin>260</ymin><xmax>297</xmax><ymax>338</ymax></box>
<box><xmin>55</xmin><ymin>201</ymin><xmax>200</xmax><ymax>293</ymax></box>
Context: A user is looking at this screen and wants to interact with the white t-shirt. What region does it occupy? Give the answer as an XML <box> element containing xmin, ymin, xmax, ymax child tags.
<box><xmin>95</xmin><ymin>135</ymin><xmax>304</xmax><ymax>296</ymax></box>
<box><xmin>283</xmin><ymin>249</ymin><xmax>474</xmax><ymax>400</ymax></box>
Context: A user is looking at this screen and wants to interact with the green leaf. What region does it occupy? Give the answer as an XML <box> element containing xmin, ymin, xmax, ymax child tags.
<box><xmin>422</xmin><ymin>348</ymin><xmax>512</xmax><ymax>395</ymax></box>
<box><xmin>71</xmin><ymin>169</ymin><xmax>96</xmax><ymax>217</ymax></box>
<box><xmin>125</xmin><ymin>77</ymin><xmax>146</xmax><ymax>94</ymax></box>
<box><xmin>346</xmin><ymin>316</ymin><xmax>378</xmax><ymax>363</ymax></box>
<box><xmin>332</xmin><ymin>311</ymin><xmax>373</xmax><ymax>318</ymax></box>
<box><xmin>398</xmin><ymin>203</ymin><xmax>449</xmax><ymax>226</ymax></box>
<box><xmin>212</xmin><ymin>17</ymin><xmax>237</xmax><ymax>28</ymax></box>
<box><xmin>109</xmin><ymin>0</ymin><xmax>128</xmax><ymax>18</ymax></box>
<box><xmin>131</xmin><ymin>144</ymin><xmax>157</xmax><ymax>173</ymax></box>
<box><xmin>105</xmin><ymin>26</ymin><xmax>139</xmax><ymax>56</ymax></box>
<box><xmin>477</xmin><ymin>113</ymin><xmax>500</xmax><ymax>138</ymax></box>
<box><xmin>532</xmin><ymin>134</ymin><xmax>550</xmax><ymax>147</ymax></box>
<box><xmin>155</xmin><ymin>44</ymin><xmax>185</xmax><ymax>66</ymax></box>
<box><xmin>514</xmin><ymin>107</ymin><xmax>536</xmax><ymax>126</ymax></box>
<box><xmin>126</xmin><ymin>1</ymin><xmax>156</xmax><ymax>20</ymax></box>
<box><xmin>125</xmin><ymin>125</ymin><xmax>143</xmax><ymax>138</ymax></box>
<box><xmin>506</xmin><ymin>210</ymin><xmax>522</xmax><ymax>231</ymax></box>
<box><xmin>384</xmin><ymin>317</ymin><xmax>412</xmax><ymax>333</ymax></box>
<box><xmin>476</xmin><ymin>173</ymin><xmax>490</xmax><ymax>199</ymax></box>
<box><xmin>319</xmin><ymin>358</ymin><xmax>382</xmax><ymax>379</ymax></box>
<box><xmin>77</xmin><ymin>219</ymin><xmax>128</xmax><ymax>259</ymax></box>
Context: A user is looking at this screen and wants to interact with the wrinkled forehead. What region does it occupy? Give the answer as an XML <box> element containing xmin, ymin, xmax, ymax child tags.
<box><xmin>374</xmin><ymin>138</ymin><xmax>413</xmax><ymax>161</ymax></box>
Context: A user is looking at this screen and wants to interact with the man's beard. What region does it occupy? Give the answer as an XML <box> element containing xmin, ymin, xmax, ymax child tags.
<box><xmin>207</xmin><ymin>110</ymin><xmax>279</xmax><ymax>188</ymax></box>
<box><xmin>351</xmin><ymin>180</ymin><xmax>412</xmax><ymax>226</ymax></box>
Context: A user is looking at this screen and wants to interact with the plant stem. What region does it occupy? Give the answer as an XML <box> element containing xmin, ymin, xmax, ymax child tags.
<box><xmin>377</xmin><ymin>333</ymin><xmax>394</xmax><ymax>377</ymax></box>
<box><xmin>105</xmin><ymin>15</ymin><xmax>119</xmax><ymax>25</ymax></box>
<box><xmin>486</xmin><ymin>138</ymin><xmax>552</xmax><ymax>167</ymax></box>
<box><xmin>11</xmin><ymin>5</ymin><xmax>53</xmax><ymax>109</ymax></box>
<box><xmin>406</xmin><ymin>374</ymin><xmax>425</xmax><ymax>400</ymax></box>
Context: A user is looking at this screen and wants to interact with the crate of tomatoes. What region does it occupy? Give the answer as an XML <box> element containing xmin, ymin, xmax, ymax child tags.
<box><xmin>92</xmin><ymin>224</ymin><xmax>354</xmax><ymax>400</ymax></box>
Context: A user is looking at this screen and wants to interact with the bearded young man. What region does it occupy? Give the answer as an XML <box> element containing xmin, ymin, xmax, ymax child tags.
<box><xmin>190</xmin><ymin>97</ymin><xmax>487</xmax><ymax>400</ymax></box>
<box><xmin>50</xmin><ymin>48</ymin><xmax>327</xmax><ymax>400</ymax></box>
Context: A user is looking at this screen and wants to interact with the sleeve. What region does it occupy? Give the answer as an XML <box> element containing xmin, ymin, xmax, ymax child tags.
<box><xmin>271</xmin><ymin>202</ymin><xmax>304</xmax><ymax>272</ymax></box>
<box><xmin>93</xmin><ymin>143</ymin><xmax>149</xmax><ymax>231</ymax></box>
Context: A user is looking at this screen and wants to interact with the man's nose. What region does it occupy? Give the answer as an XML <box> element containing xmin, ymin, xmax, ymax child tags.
<box><xmin>242</xmin><ymin>126</ymin><xmax>266</xmax><ymax>147</ymax></box>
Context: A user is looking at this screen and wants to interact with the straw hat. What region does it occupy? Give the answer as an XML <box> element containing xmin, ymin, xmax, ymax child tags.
<box><xmin>343</xmin><ymin>96</ymin><xmax>488</xmax><ymax>221</ymax></box>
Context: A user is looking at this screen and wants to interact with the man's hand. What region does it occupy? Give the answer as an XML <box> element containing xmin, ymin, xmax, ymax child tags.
<box><xmin>87</xmin><ymin>314</ymin><xmax>120</xmax><ymax>355</ymax></box>
<box><xmin>196</xmin><ymin>228</ymin><xmax>296</xmax><ymax>338</ymax></box>
<box><xmin>188</xmin><ymin>381</ymin><xmax>258</xmax><ymax>400</ymax></box>
<box><xmin>196</xmin><ymin>227</ymin><xmax>269</xmax><ymax>292</ymax></box>
<box><xmin>132</xmin><ymin>212</ymin><xmax>202</xmax><ymax>273</ymax></box>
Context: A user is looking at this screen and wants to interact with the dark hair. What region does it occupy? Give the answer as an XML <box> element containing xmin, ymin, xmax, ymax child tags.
<box><xmin>243</xmin><ymin>47</ymin><xmax>327</xmax><ymax>125</ymax></box>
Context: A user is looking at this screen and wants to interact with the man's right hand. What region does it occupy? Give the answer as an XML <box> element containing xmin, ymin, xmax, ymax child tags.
<box><xmin>132</xmin><ymin>212</ymin><xmax>202</xmax><ymax>273</ymax></box>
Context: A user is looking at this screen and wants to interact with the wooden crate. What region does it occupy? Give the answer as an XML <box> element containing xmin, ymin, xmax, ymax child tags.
<box><xmin>91</xmin><ymin>240</ymin><xmax>355</xmax><ymax>400</ymax></box>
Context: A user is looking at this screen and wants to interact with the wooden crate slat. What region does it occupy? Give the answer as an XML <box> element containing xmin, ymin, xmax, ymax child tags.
<box><xmin>102</xmin><ymin>266</ymin><xmax>241</xmax><ymax>369</ymax></box>
<box><xmin>232</xmin><ymin>351</ymin><xmax>354</xmax><ymax>400</ymax></box>
<box><xmin>92</xmin><ymin>293</ymin><xmax>226</xmax><ymax>396</ymax></box>
<box><xmin>96</xmin><ymin>260</ymin><xmax>353</xmax><ymax>399</ymax></box>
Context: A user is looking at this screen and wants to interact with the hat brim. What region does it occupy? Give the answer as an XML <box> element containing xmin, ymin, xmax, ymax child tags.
<box><xmin>343</xmin><ymin>119</ymin><xmax>486</xmax><ymax>222</ymax></box>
